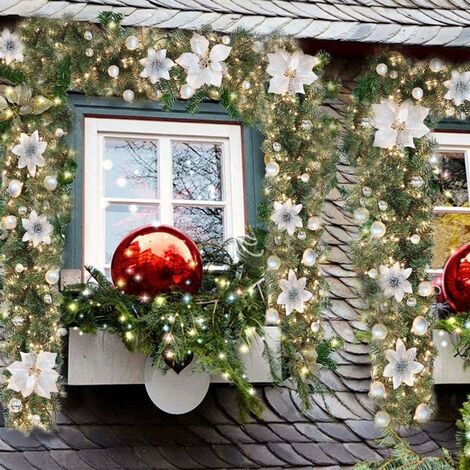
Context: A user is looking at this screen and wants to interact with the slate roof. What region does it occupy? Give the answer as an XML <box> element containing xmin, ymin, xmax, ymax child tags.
<box><xmin>2</xmin><ymin>0</ymin><xmax>470</xmax><ymax>46</ymax></box>
<box><xmin>0</xmin><ymin>62</ymin><xmax>464</xmax><ymax>469</ymax></box>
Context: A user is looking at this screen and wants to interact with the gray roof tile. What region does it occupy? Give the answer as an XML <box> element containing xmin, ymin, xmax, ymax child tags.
<box><xmin>78</xmin><ymin>449</ymin><xmax>125</xmax><ymax>469</ymax></box>
<box><xmin>49</xmin><ymin>450</ymin><xmax>96</xmax><ymax>470</ymax></box>
<box><xmin>0</xmin><ymin>452</ymin><xmax>37</xmax><ymax>470</ymax></box>
<box><xmin>22</xmin><ymin>451</ymin><xmax>64</xmax><ymax>470</ymax></box>
<box><xmin>267</xmin><ymin>442</ymin><xmax>312</xmax><ymax>466</ymax></box>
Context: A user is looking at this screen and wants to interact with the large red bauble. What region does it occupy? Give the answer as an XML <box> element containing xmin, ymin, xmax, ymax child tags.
<box><xmin>442</xmin><ymin>242</ymin><xmax>470</xmax><ymax>313</ymax></box>
<box><xmin>111</xmin><ymin>225</ymin><xmax>203</xmax><ymax>298</ymax></box>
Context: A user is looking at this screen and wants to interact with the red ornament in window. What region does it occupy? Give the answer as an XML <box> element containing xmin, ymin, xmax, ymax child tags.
<box><xmin>111</xmin><ymin>225</ymin><xmax>203</xmax><ymax>298</ymax></box>
<box><xmin>442</xmin><ymin>242</ymin><xmax>470</xmax><ymax>313</ymax></box>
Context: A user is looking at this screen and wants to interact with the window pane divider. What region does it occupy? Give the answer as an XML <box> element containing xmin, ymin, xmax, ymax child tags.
<box><xmin>105</xmin><ymin>197</ymin><xmax>161</xmax><ymax>205</ymax></box>
<box><xmin>172</xmin><ymin>200</ymin><xmax>225</xmax><ymax>207</ymax></box>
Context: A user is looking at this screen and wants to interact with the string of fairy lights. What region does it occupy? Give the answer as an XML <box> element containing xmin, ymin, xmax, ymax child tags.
<box><xmin>0</xmin><ymin>13</ymin><xmax>340</xmax><ymax>430</ymax></box>
<box><xmin>347</xmin><ymin>52</ymin><xmax>470</xmax><ymax>428</ymax></box>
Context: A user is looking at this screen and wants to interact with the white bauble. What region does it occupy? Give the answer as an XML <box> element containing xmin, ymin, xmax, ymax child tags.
<box><xmin>418</xmin><ymin>281</ymin><xmax>433</xmax><ymax>297</ymax></box>
<box><xmin>265</xmin><ymin>308</ymin><xmax>280</xmax><ymax>325</ymax></box>
<box><xmin>108</xmin><ymin>65</ymin><xmax>120</xmax><ymax>78</ymax></box>
<box><xmin>8</xmin><ymin>180</ymin><xmax>22</xmax><ymax>198</ymax></box>
<box><xmin>241</xmin><ymin>80</ymin><xmax>251</xmax><ymax>90</ymax></box>
<box><xmin>15</xmin><ymin>263</ymin><xmax>24</xmax><ymax>273</ymax></box>
<box><xmin>414</xmin><ymin>403</ymin><xmax>432</xmax><ymax>423</ymax></box>
<box><xmin>31</xmin><ymin>415</ymin><xmax>41</xmax><ymax>426</ymax></box>
<box><xmin>378</xmin><ymin>201</ymin><xmax>388</xmax><ymax>211</ymax></box>
<box><xmin>267</xmin><ymin>255</ymin><xmax>281</xmax><ymax>271</ymax></box>
<box><xmin>272</xmin><ymin>142</ymin><xmax>281</xmax><ymax>152</ymax></box>
<box><xmin>123</xmin><ymin>89</ymin><xmax>135</xmax><ymax>102</ymax></box>
<box><xmin>12</xmin><ymin>316</ymin><xmax>24</xmax><ymax>327</ymax></box>
<box><xmin>85</xmin><ymin>48</ymin><xmax>94</xmax><ymax>57</ymax></box>
<box><xmin>376</xmin><ymin>63</ymin><xmax>388</xmax><ymax>76</ymax></box>
<box><xmin>55</xmin><ymin>128</ymin><xmax>64</xmax><ymax>138</ymax></box>
<box><xmin>374</xmin><ymin>410</ymin><xmax>391</xmax><ymax>427</ymax></box>
<box><xmin>371</xmin><ymin>323</ymin><xmax>388</xmax><ymax>340</ymax></box>
<box><xmin>370</xmin><ymin>221</ymin><xmax>386</xmax><ymax>238</ymax></box>
<box><xmin>410</xmin><ymin>234</ymin><xmax>421</xmax><ymax>245</ymax></box>
<box><xmin>406</xmin><ymin>297</ymin><xmax>417</xmax><ymax>307</ymax></box>
<box><xmin>300</xmin><ymin>173</ymin><xmax>309</xmax><ymax>183</ymax></box>
<box><xmin>18</xmin><ymin>206</ymin><xmax>27</xmax><ymax>216</ymax></box>
<box><xmin>222</xmin><ymin>35</ymin><xmax>231</xmax><ymax>45</ymax></box>
<box><xmin>84</xmin><ymin>31</ymin><xmax>93</xmax><ymax>41</ymax></box>
<box><xmin>412</xmin><ymin>87</ymin><xmax>423</xmax><ymax>100</ymax></box>
<box><xmin>180</xmin><ymin>84</ymin><xmax>195</xmax><ymax>99</ymax></box>
<box><xmin>310</xmin><ymin>320</ymin><xmax>321</xmax><ymax>333</ymax></box>
<box><xmin>369</xmin><ymin>381</ymin><xmax>386</xmax><ymax>399</ymax></box>
<box><xmin>362</xmin><ymin>186</ymin><xmax>372</xmax><ymax>197</ymax></box>
<box><xmin>411</xmin><ymin>176</ymin><xmax>424</xmax><ymax>188</ymax></box>
<box><xmin>265</xmin><ymin>161</ymin><xmax>280</xmax><ymax>177</ymax></box>
<box><xmin>8</xmin><ymin>398</ymin><xmax>22</xmax><ymax>413</ymax></box>
<box><xmin>411</xmin><ymin>316</ymin><xmax>429</xmax><ymax>336</ymax></box>
<box><xmin>307</xmin><ymin>216</ymin><xmax>322</xmax><ymax>231</ymax></box>
<box><xmin>429</xmin><ymin>58</ymin><xmax>444</xmax><ymax>72</ymax></box>
<box><xmin>301</xmin><ymin>119</ymin><xmax>312</xmax><ymax>130</ymax></box>
<box><xmin>43</xmin><ymin>175</ymin><xmax>58</xmax><ymax>191</ymax></box>
<box><xmin>58</xmin><ymin>327</ymin><xmax>68</xmax><ymax>337</ymax></box>
<box><xmin>125</xmin><ymin>35</ymin><xmax>139</xmax><ymax>50</ymax></box>
<box><xmin>3</xmin><ymin>215</ymin><xmax>17</xmax><ymax>230</ymax></box>
<box><xmin>368</xmin><ymin>268</ymin><xmax>378</xmax><ymax>279</ymax></box>
<box><xmin>45</xmin><ymin>269</ymin><xmax>60</xmax><ymax>285</ymax></box>
<box><xmin>389</xmin><ymin>71</ymin><xmax>398</xmax><ymax>79</ymax></box>
<box><xmin>353</xmin><ymin>207</ymin><xmax>369</xmax><ymax>223</ymax></box>
<box><xmin>302</xmin><ymin>248</ymin><xmax>317</xmax><ymax>267</ymax></box>
<box><xmin>297</xmin><ymin>231</ymin><xmax>306</xmax><ymax>240</ymax></box>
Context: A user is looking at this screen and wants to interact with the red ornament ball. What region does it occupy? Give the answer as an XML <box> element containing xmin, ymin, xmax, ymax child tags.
<box><xmin>111</xmin><ymin>225</ymin><xmax>203</xmax><ymax>298</ymax></box>
<box><xmin>442</xmin><ymin>242</ymin><xmax>470</xmax><ymax>313</ymax></box>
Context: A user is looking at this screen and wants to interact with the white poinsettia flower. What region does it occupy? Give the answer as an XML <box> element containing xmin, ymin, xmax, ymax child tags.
<box><xmin>266</xmin><ymin>49</ymin><xmax>319</xmax><ymax>94</ymax></box>
<box><xmin>0</xmin><ymin>29</ymin><xmax>24</xmax><ymax>65</ymax></box>
<box><xmin>277</xmin><ymin>269</ymin><xmax>313</xmax><ymax>316</ymax></box>
<box><xmin>383</xmin><ymin>338</ymin><xmax>423</xmax><ymax>389</ymax></box>
<box><xmin>371</xmin><ymin>99</ymin><xmax>430</xmax><ymax>149</ymax></box>
<box><xmin>12</xmin><ymin>130</ymin><xmax>47</xmax><ymax>176</ymax></box>
<box><xmin>139</xmin><ymin>48</ymin><xmax>174</xmax><ymax>85</ymax></box>
<box><xmin>176</xmin><ymin>33</ymin><xmax>231</xmax><ymax>89</ymax></box>
<box><xmin>22</xmin><ymin>210</ymin><xmax>53</xmax><ymax>247</ymax></box>
<box><xmin>379</xmin><ymin>262</ymin><xmax>413</xmax><ymax>302</ymax></box>
<box><xmin>271</xmin><ymin>199</ymin><xmax>303</xmax><ymax>236</ymax></box>
<box><xmin>444</xmin><ymin>71</ymin><xmax>470</xmax><ymax>106</ymax></box>
<box><xmin>7</xmin><ymin>351</ymin><xmax>59</xmax><ymax>399</ymax></box>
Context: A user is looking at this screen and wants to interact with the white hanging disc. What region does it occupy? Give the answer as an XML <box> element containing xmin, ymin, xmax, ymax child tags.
<box><xmin>144</xmin><ymin>355</ymin><xmax>210</xmax><ymax>414</ymax></box>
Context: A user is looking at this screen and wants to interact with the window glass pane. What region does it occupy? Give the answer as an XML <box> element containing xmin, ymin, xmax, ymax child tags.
<box><xmin>173</xmin><ymin>206</ymin><xmax>224</xmax><ymax>248</ymax></box>
<box><xmin>172</xmin><ymin>141</ymin><xmax>223</xmax><ymax>201</ymax></box>
<box><xmin>104</xmin><ymin>138</ymin><xmax>159</xmax><ymax>199</ymax></box>
<box><xmin>432</xmin><ymin>213</ymin><xmax>470</xmax><ymax>269</ymax></box>
<box><xmin>434</xmin><ymin>151</ymin><xmax>468</xmax><ymax>207</ymax></box>
<box><xmin>105</xmin><ymin>204</ymin><xmax>160</xmax><ymax>264</ymax></box>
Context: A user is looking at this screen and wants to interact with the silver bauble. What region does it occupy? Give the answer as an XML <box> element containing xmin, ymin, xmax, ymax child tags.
<box><xmin>369</xmin><ymin>381</ymin><xmax>386</xmax><ymax>399</ymax></box>
<box><xmin>2</xmin><ymin>215</ymin><xmax>17</xmax><ymax>230</ymax></box>
<box><xmin>370</xmin><ymin>221</ymin><xmax>386</xmax><ymax>238</ymax></box>
<box><xmin>418</xmin><ymin>281</ymin><xmax>433</xmax><ymax>297</ymax></box>
<box><xmin>125</xmin><ymin>35</ymin><xmax>139</xmax><ymax>50</ymax></box>
<box><xmin>376</xmin><ymin>63</ymin><xmax>388</xmax><ymax>76</ymax></box>
<box><xmin>414</xmin><ymin>403</ymin><xmax>432</xmax><ymax>423</ymax></box>
<box><xmin>8</xmin><ymin>180</ymin><xmax>22</xmax><ymax>198</ymax></box>
<box><xmin>307</xmin><ymin>216</ymin><xmax>322</xmax><ymax>231</ymax></box>
<box><xmin>265</xmin><ymin>308</ymin><xmax>280</xmax><ymax>325</ymax></box>
<box><xmin>43</xmin><ymin>175</ymin><xmax>58</xmax><ymax>191</ymax></box>
<box><xmin>108</xmin><ymin>65</ymin><xmax>120</xmax><ymax>78</ymax></box>
<box><xmin>411</xmin><ymin>316</ymin><xmax>429</xmax><ymax>336</ymax></box>
<box><xmin>371</xmin><ymin>323</ymin><xmax>388</xmax><ymax>340</ymax></box>
<box><xmin>374</xmin><ymin>410</ymin><xmax>391</xmax><ymax>427</ymax></box>
<box><xmin>354</xmin><ymin>207</ymin><xmax>369</xmax><ymax>223</ymax></box>
<box><xmin>302</xmin><ymin>248</ymin><xmax>317</xmax><ymax>267</ymax></box>
<box><xmin>123</xmin><ymin>89</ymin><xmax>135</xmax><ymax>102</ymax></box>
<box><xmin>265</xmin><ymin>161</ymin><xmax>280</xmax><ymax>177</ymax></box>
<box><xmin>267</xmin><ymin>255</ymin><xmax>281</xmax><ymax>271</ymax></box>
<box><xmin>45</xmin><ymin>269</ymin><xmax>60</xmax><ymax>285</ymax></box>
<box><xmin>180</xmin><ymin>84</ymin><xmax>195</xmax><ymax>99</ymax></box>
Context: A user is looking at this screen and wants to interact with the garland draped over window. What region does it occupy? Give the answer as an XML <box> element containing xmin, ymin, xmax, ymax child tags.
<box><xmin>0</xmin><ymin>13</ymin><xmax>340</xmax><ymax>431</ymax></box>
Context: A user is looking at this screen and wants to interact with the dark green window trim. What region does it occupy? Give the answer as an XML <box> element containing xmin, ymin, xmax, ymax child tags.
<box><xmin>64</xmin><ymin>93</ymin><xmax>264</xmax><ymax>269</ymax></box>
<box><xmin>437</xmin><ymin>118</ymin><xmax>470</xmax><ymax>132</ymax></box>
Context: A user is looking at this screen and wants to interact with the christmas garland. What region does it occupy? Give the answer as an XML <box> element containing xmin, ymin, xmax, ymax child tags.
<box><xmin>347</xmin><ymin>53</ymin><xmax>470</xmax><ymax>428</ymax></box>
<box><xmin>0</xmin><ymin>13</ymin><xmax>340</xmax><ymax>431</ymax></box>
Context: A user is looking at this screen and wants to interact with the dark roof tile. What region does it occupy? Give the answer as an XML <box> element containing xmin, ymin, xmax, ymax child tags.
<box><xmin>267</xmin><ymin>423</ymin><xmax>312</xmax><ymax>443</ymax></box>
<box><xmin>22</xmin><ymin>451</ymin><xmax>64</xmax><ymax>470</ymax></box>
<box><xmin>78</xmin><ymin>449</ymin><xmax>125</xmax><ymax>469</ymax></box>
<box><xmin>104</xmin><ymin>447</ymin><xmax>149</xmax><ymax>469</ymax></box>
<box><xmin>79</xmin><ymin>425</ymin><xmax>124</xmax><ymax>448</ymax></box>
<box><xmin>54</xmin><ymin>426</ymin><xmax>100</xmax><ymax>450</ymax></box>
<box><xmin>50</xmin><ymin>450</ymin><xmax>96</xmax><ymax>469</ymax></box>
<box><xmin>293</xmin><ymin>423</ymin><xmax>335</xmax><ymax>442</ymax></box>
<box><xmin>212</xmin><ymin>444</ymin><xmax>258</xmax><ymax>468</ymax></box>
<box><xmin>133</xmin><ymin>447</ymin><xmax>178</xmax><ymax>469</ymax></box>
<box><xmin>318</xmin><ymin>423</ymin><xmax>362</xmax><ymax>443</ymax></box>
<box><xmin>345</xmin><ymin>420</ymin><xmax>384</xmax><ymax>441</ymax></box>
<box><xmin>291</xmin><ymin>443</ymin><xmax>336</xmax><ymax>465</ymax></box>
<box><xmin>0</xmin><ymin>452</ymin><xmax>36</xmax><ymax>470</ymax></box>
<box><xmin>157</xmin><ymin>446</ymin><xmax>205</xmax><ymax>469</ymax></box>
<box><xmin>182</xmin><ymin>445</ymin><xmax>231</xmax><ymax>468</ymax></box>
<box><xmin>215</xmin><ymin>425</ymin><xmax>257</xmax><ymax>444</ymax></box>
<box><xmin>242</xmin><ymin>424</ymin><xmax>284</xmax><ymax>443</ymax></box>
<box><xmin>30</xmin><ymin>429</ymin><xmax>69</xmax><ymax>450</ymax></box>
<box><xmin>239</xmin><ymin>444</ymin><xmax>287</xmax><ymax>467</ymax></box>
<box><xmin>187</xmin><ymin>425</ymin><xmax>230</xmax><ymax>445</ymax></box>
<box><xmin>0</xmin><ymin>430</ymin><xmax>42</xmax><ymax>451</ymax></box>
<box><xmin>267</xmin><ymin>443</ymin><xmax>312</xmax><ymax>466</ymax></box>
<box><xmin>319</xmin><ymin>442</ymin><xmax>359</xmax><ymax>465</ymax></box>
<box><xmin>344</xmin><ymin>443</ymin><xmax>382</xmax><ymax>462</ymax></box>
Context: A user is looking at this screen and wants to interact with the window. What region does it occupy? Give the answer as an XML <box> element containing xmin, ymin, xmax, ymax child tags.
<box><xmin>84</xmin><ymin>117</ymin><xmax>245</xmax><ymax>275</ymax></box>
<box><xmin>431</xmin><ymin>132</ymin><xmax>470</xmax><ymax>271</ymax></box>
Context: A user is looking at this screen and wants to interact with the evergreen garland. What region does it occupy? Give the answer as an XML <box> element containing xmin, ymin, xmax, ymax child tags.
<box><xmin>0</xmin><ymin>14</ymin><xmax>340</xmax><ymax>431</ymax></box>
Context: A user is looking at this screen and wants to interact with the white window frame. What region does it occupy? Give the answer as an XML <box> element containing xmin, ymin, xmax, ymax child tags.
<box><xmin>83</xmin><ymin>117</ymin><xmax>245</xmax><ymax>273</ymax></box>
<box><xmin>430</xmin><ymin>131</ymin><xmax>470</xmax><ymax>275</ymax></box>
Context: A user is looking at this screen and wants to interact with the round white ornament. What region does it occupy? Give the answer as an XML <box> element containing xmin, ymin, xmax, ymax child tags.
<box><xmin>410</xmin><ymin>234</ymin><xmax>421</xmax><ymax>245</ymax></box>
<box><xmin>411</xmin><ymin>316</ymin><xmax>428</xmax><ymax>336</ymax></box>
<box><xmin>144</xmin><ymin>355</ymin><xmax>210</xmax><ymax>414</ymax></box>
<box><xmin>307</xmin><ymin>216</ymin><xmax>322</xmax><ymax>231</ymax></box>
<box><xmin>411</xmin><ymin>176</ymin><xmax>424</xmax><ymax>188</ymax></box>
<box><xmin>376</xmin><ymin>63</ymin><xmax>388</xmax><ymax>76</ymax></box>
<box><xmin>418</xmin><ymin>281</ymin><xmax>433</xmax><ymax>297</ymax></box>
<box><xmin>45</xmin><ymin>269</ymin><xmax>60</xmax><ymax>285</ymax></box>
<box><xmin>123</xmin><ymin>89</ymin><xmax>135</xmax><ymax>103</ymax></box>
<box><xmin>371</xmin><ymin>323</ymin><xmax>388</xmax><ymax>340</ymax></box>
<box><xmin>378</xmin><ymin>201</ymin><xmax>388</xmax><ymax>211</ymax></box>
<box><xmin>369</xmin><ymin>381</ymin><xmax>385</xmax><ymax>399</ymax></box>
<box><xmin>3</xmin><ymin>215</ymin><xmax>17</xmax><ymax>230</ymax></box>
<box><xmin>302</xmin><ymin>248</ymin><xmax>317</xmax><ymax>267</ymax></box>
<box><xmin>406</xmin><ymin>296</ymin><xmax>417</xmax><ymax>307</ymax></box>
<box><xmin>222</xmin><ymin>36</ymin><xmax>231</xmax><ymax>45</ymax></box>
<box><xmin>362</xmin><ymin>186</ymin><xmax>372</xmax><ymax>197</ymax></box>
<box><xmin>272</xmin><ymin>142</ymin><xmax>281</xmax><ymax>152</ymax></box>
<box><xmin>180</xmin><ymin>84</ymin><xmax>194</xmax><ymax>99</ymax></box>
<box><xmin>354</xmin><ymin>207</ymin><xmax>369</xmax><ymax>223</ymax></box>
<box><xmin>8</xmin><ymin>180</ymin><xmax>22</xmax><ymax>198</ymax></box>
<box><xmin>267</xmin><ymin>255</ymin><xmax>281</xmax><ymax>271</ymax></box>
<box><xmin>125</xmin><ymin>35</ymin><xmax>139</xmax><ymax>50</ymax></box>
<box><xmin>300</xmin><ymin>173</ymin><xmax>309</xmax><ymax>183</ymax></box>
<box><xmin>85</xmin><ymin>48</ymin><xmax>94</xmax><ymax>57</ymax></box>
<box><xmin>374</xmin><ymin>410</ymin><xmax>391</xmax><ymax>427</ymax></box>
<box><xmin>301</xmin><ymin>119</ymin><xmax>312</xmax><ymax>130</ymax></box>
<box><xmin>414</xmin><ymin>403</ymin><xmax>431</xmax><ymax>423</ymax></box>
<box><xmin>58</xmin><ymin>327</ymin><xmax>68</xmax><ymax>337</ymax></box>
<box><xmin>265</xmin><ymin>161</ymin><xmax>279</xmax><ymax>177</ymax></box>
<box><xmin>43</xmin><ymin>175</ymin><xmax>58</xmax><ymax>191</ymax></box>
<box><xmin>370</xmin><ymin>221</ymin><xmax>386</xmax><ymax>238</ymax></box>
<box><xmin>55</xmin><ymin>128</ymin><xmax>65</xmax><ymax>138</ymax></box>
<box><xmin>108</xmin><ymin>65</ymin><xmax>120</xmax><ymax>78</ymax></box>
<box><xmin>412</xmin><ymin>87</ymin><xmax>423</xmax><ymax>100</ymax></box>
<box><xmin>310</xmin><ymin>320</ymin><xmax>321</xmax><ymax>333</ymax></box>
<box><xmin>368</xmin><ymin>268</ymin><xmax>378</xmax><ymax>279</ymax></box>
<box><xmin>84</xmin><ymin>31</ymin><xmax>93</xmax><ymax>41</ymax></box>
<box><xmin>15</xmin><ymin>263</ymin><xmax>24</xmax><ymax>273</ymax></box>
<box><xmin>265</xmin><ymin>308</ymin><xmax>280</xmax><ymax>325</ymax></box>
<box><xmin>9</xmin><ymin>398</ymin><xmax>22</xmax><ymax>413</ymax></box>
<box><xmin>242</xmin><ymin>80</ymin><xmax>251</xmax><ymax>90</ymax></box>
<box><xmin>429</xmin><ymin>58</ymin><xmax>443</xmax><ymax>72</ymax></box>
